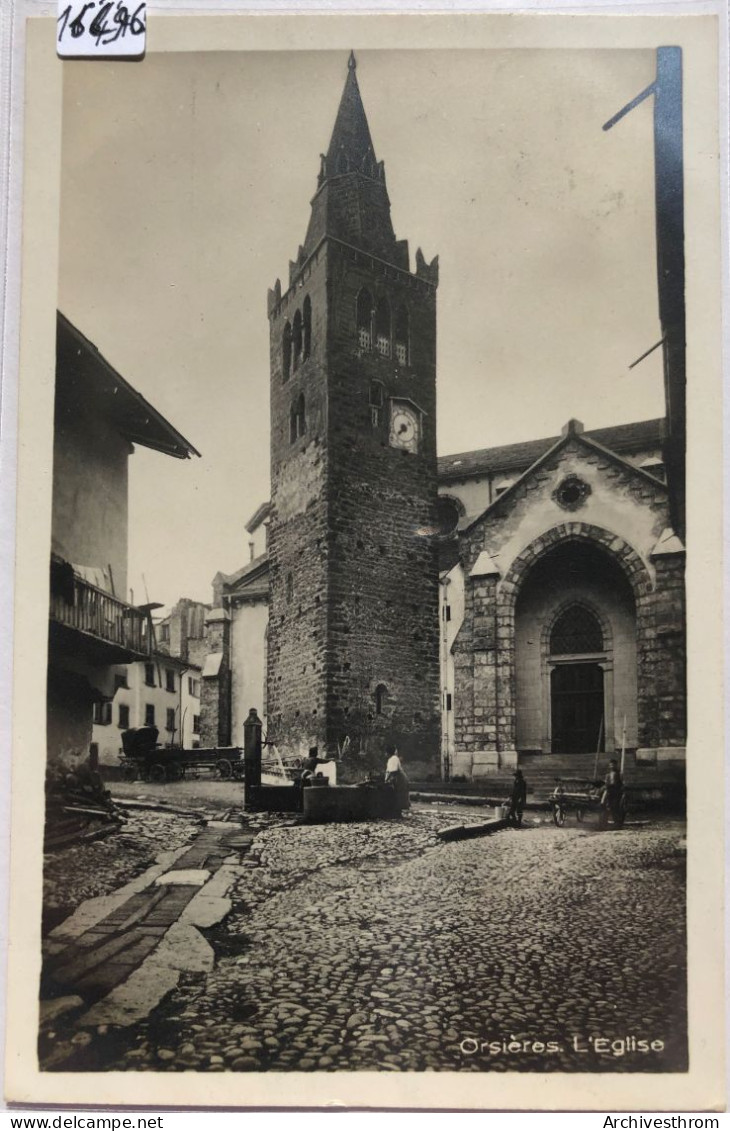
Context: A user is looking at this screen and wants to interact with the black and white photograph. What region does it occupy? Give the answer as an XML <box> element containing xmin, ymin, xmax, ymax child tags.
<box><xmin>3</xmin><ymin>9</ymin><xmax>725</xmax><ymax>1113</ymax></box>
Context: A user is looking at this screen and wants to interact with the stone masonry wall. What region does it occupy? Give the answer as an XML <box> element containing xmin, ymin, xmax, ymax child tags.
<box><xmin>324</xmin><ymin>243</ymin><xmax>440</xmax><ymax>776</ymax></box>
<box><xmin>267</xmin><ymin>239</ymin><xmax>440</xmax><ymax>774</ymax></box>
<box><xmin>267</xmin><ymin>248</ymin><xmax>330</xmax><ymax>755</ymax></box>
<box><xmin>638</xmin><ymin>550</ymin><xmax>686</xmax><ymax>749</ymax></box>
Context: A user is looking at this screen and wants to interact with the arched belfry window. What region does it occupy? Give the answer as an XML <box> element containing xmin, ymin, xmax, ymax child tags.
<box><xmin>292</xmin><ymin>309</ymin><xmax>303</xmax><ymax>371</ymax></box>
<box><xmin>375</xmin><ymin>297</ymin><xmax>391</xmax><ymax>357</ymax></box>
<box><xmin>336</xmin><ymin>152</ymin><xmax>350</xmax><ymax>175</ymax></box>
<box><xmin>303</xmin><ymin>296</ymin><xmax>312</xmax><ymax>360</ymax></box>
<box><xmin>550</xmin><ymin>605</ymin><xmax>604</xmax><ymax>656</ymax></box>
<box><xmin>395</xmin><ymin>306</ymin><xmax>409</xmax><ymax>366</ymax></box>
<box><xmin>356</xmin><ymin>288</ymin><xmax>373</xmax><ymax>351</ymax></box>
<box><xmin>290</xmin><ymin>393</ymin><xmax>306</xmax><ymax>444</ymax></box>
<box><xmin>282</xmin><ymin>321</ymin><xmax>292</xmax><ymax>382</ymax></box>
<box><xmin>375</xmin><ymin>683</ymin><xmax>388</xmax><ymax>716</ymax></box>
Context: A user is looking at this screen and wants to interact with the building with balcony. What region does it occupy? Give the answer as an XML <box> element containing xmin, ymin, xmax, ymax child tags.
<box><xmin>48</xmin><ymin>312</ymin><xmax>199</xmax><ymax>770</ymax></box>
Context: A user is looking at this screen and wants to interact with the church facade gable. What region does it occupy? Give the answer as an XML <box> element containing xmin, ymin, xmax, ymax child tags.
<box><xmin>449</xmin><ymin>426</ymin><xmax>685</xmax><ymax>779</ymax></box>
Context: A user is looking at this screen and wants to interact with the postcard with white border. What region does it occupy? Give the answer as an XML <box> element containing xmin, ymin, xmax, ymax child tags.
<box><xmin>3</xmin><ymin>6</ymin><xmax>726</xmax><ymax>1113</ymax></box>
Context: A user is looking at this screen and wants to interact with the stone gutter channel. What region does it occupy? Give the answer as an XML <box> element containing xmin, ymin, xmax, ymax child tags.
<box><xmin>39</xmin><ymin>808</ymin><xmax>510</xmax><ymax>1070</ymax></box>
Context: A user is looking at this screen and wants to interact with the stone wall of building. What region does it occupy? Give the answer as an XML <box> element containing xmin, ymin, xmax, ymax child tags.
<box><xmin>230</xmin><ymin>598</ymin><xmax>268</xmax><ymax>746</ymax></box>
<box><xmin>638</xmin><ymin>546</ymin><xmax>686</xmax><ymax>756</ymax></box>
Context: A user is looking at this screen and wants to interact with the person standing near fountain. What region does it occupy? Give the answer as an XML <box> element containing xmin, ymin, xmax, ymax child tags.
<box><xmin>385</xmin><ymin>744</ymin><xmax>410</xmax><ymax>812</ymax></box>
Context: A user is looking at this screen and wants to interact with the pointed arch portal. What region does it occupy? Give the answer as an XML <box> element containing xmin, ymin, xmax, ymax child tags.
<box><xmin>513</xmin><ymin>536</ymin><xmax>638</xmax><ymax>756</ymax></box>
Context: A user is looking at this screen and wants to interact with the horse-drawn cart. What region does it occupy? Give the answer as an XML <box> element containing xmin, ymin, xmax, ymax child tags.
<box><xmin>548</xmin><ymin>777</ymin><xmax>627</xmax><ymax>828</ymax></box>
<box><xmin>120</xmin><ymin>726</ymin><xmax>244</xmax><ymax>783</ymax></box>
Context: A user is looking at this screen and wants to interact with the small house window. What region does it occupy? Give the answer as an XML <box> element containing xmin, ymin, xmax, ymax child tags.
<box><xmin>193</xmin><ymin>715</ymin><xmax>201</xmax><ymax>734</ymax></box>
<box><xmin>144</xmin><ymin>663</ymin><xmax>155</xmax><ymax>687</ymax></box>
<box><xmin>114</xmin><ymin>671</ymin><xmax>129</xmax><ymax>691</ymax></box>
<box><xmin>303</xmin><ymin>296</ymin><xmax>312</xmax><ymax>360</ymax></box>
<box><xmin>282</xmin><ymin>321</ymin><xmax>292</xmax><ymax>382</ymax></box>
<box><xmin>445</xmin><ymin>693</ymin><xmax>453</xmax><ymax>712</ymax></box>
<box><xmin>166</xmin><ymin>708</ymin><xmax>176</xmax><ymax>733</ymax></box>
<box><xmin>93</xmin><ymin>700</ymin><xmax>112</xmax><ymax>726</ymax></box>
<box><xmin>292</xmin><ymin>309</ymin><xmax>303</xmax><ymax>371</ymax></box>
<box><xmin>188</xmin><ymin>677</ymin><xmax>200</xmax><ymax>697</ymax></box>
<box><xmin>356</xmin><ymin>288</ymin><xmax>373</xmax><ymax>351</ymax></box>
<box><xmin>145</xmin><ymin>704</ymin><xmax>155</xmax><ymax>727</ymax></box>
<box><xmin>395</xmin><ymin>305</ymin><xmax>409</xmax><ymax>366</ymax></box>
<box><xmin>375</xmin><ymin>297</ymin><xmax>391</xmax><ymax>357</ymax></box>
<box><xmin>165</xmin><ymin>669</ymin><xmax>176</xmax><ymax>693</ymax></box>
<box><xmin>158</xmin><ymin>623</ymin><xmax>170</xmax><ymax>644</ymax></box>
<box><xmin>375</xmin><ymin>683</ymin><xmax>388</xmax><ymax>716</ymax></box>
<box><xmin>118</xmin><ymin>703</ymin><xmax>130</xmax><ymax>729</ymax></box>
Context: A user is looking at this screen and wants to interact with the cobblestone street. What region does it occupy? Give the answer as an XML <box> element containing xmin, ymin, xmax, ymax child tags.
<box><xmin>41</xmin><ymin>806</ymin><xmax>687</xmax><ymax>1075</ymax></box>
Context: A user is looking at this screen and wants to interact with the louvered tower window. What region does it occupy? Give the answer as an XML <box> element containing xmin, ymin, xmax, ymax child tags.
<box><xmin>375</xmin><ymin>297</ymin><xmax>391</xmax><ymax>357</ymax></box>
<box><xmin>356</xmin><ymin>288</ymin><xmax>373</xmax><ymax>350</ymax></box>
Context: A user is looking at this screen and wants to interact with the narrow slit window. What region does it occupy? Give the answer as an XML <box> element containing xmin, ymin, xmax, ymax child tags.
<box><xmin>282</xmin><ymin>321</ymin><xmax>292</xmax><ymax>382</ymax></box>
<box><xmin>369</xmin><ymin>381</ymin><xmax>384</xmax><ymax>427</ymax></box>
<box><xmin>292</xmin><ymin>309</ymin><xmax>303</xmax><ymax>371</ymax></box>
<box><xmin>290</xmin><ymin>392</ymin><xmax>306</xmax><ymax>444</ymax></box>
<box><xmin>303</xmin><ymin>296</ymin><xmax>312</xmax><ymax>360</ymax></box>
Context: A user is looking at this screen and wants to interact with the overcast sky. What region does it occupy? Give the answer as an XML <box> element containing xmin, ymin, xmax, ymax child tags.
<box><xmin>59</xmin><ymin>48</ymin><xmax>664</xmax><ymax>609</ymax></box>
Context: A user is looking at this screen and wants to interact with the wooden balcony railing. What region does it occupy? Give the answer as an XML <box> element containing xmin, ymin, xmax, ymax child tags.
<box><xmin>50</xmin><ymin>572</ymin><xmax>149</xmax><ymax>658</ymax></box>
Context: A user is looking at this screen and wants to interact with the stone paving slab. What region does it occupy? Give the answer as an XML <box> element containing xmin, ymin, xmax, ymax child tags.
<box><xmin>40</xmin><ymin>820</ymin><xmax>247</xmax><ymax>1034</ymax></box>
<box><xmin>154</xmin><ymin>869</ymin><xmax>211</xmax><ymax>887</ymax></box>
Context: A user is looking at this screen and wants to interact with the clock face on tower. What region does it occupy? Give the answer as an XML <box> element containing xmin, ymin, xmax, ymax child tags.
<box><xmin>389</xmin><ymin>401</ymin><xmax>420</xmax><ymax>454</ymax></box>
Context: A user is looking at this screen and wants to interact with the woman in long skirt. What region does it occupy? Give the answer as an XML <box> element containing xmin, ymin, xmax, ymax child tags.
<box><xmin>384</xmin><ymin>743</ymin><xmax>410</xmax><ymax>811</ymax></box>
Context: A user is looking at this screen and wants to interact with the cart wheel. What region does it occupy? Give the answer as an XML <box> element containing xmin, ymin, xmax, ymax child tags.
<box><xmin>150</xmin><ymin>762</ymin><xmax>167</xmax><ymax>783</ymax></box>
<box><xmin>168</xmin><ymin>763</ymin><xmax>184</xmax><ymax>782</ymax></box>
<box><xmin>552</xmin><ymin>804</ymin><xmax>566</xmax><ymax>828</ymax></box>
<box><xmin>292</xmin><ymin>758</ymin><xmax>302</xmax><ymax>770</ymax></box>
<box><xmin>217</xmin><ymin>758</ymin><xmax>233</xmax><ymax>780</ymax></box>
<box><xmin>122</xmin><ymin>761</ymin><xmax>138</xmax><ymax>782</ymax></box>
<box><xmin>575</xmin><ymin>809</ymin><xmax>584</xmax><ymax>823</ymax></box>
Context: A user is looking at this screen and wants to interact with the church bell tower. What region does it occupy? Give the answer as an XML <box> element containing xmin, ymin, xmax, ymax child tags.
<box><xmin>266</xmin><ymin>53</ymin><xmax>440</xmax><ymax>774</ymax></box>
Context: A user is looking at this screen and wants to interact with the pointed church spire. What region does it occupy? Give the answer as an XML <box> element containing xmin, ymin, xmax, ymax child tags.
<box><xmin>324</xmin><ymin>51</ymin><xmax>378</xmax><ymax>180</ymax></box>
<box><xmin>301</xmin><ymin>52</ymin><xmax>410</xmax><ymax>272</ymax></box>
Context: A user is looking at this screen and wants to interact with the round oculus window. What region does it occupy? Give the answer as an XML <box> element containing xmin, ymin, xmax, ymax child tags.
<box><xmin>553</xmin><ymin>475</ymin><xmax>591</xmax><ymax>511</ymax></box>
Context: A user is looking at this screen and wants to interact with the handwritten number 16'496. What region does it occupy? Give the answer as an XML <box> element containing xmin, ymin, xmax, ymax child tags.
<box><xmin>58</xmin><ymin>2</ymin><xmax>146</xmax><ymax>47</ymax></box>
